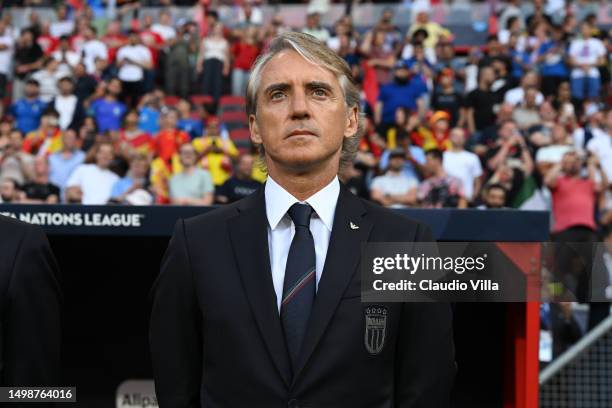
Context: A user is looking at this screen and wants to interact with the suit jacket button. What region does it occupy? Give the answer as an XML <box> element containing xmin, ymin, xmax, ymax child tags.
<box><xmin>288</xmin><ymin>399</ymin><xmax>299</xmax><ymax>408</ymax></box>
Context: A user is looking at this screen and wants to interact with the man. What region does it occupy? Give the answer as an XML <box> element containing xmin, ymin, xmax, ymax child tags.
<box><xmin>12</xmin><ymin>28</ymin><xmax>43</xmax><ymax>101</ymax></box>
<box><xmin>216</xmin><ymin>154</ymin><xmax>261</xmax><ymax>204</ymax></box>
<box><xmin>169</xmin><ymin>143</ymin><xmax>214</xmax><ymax>206</ymax></box>
<box><xmin>370</xmin><ymin>148</ymin><xmax>418</xmax><ymax>208</ymax></box>
<box><xmin>192</xmin><ymin>118</ymin><xmax>239</xmax><ymax>187</ymax></box>
<box><xmin>443</xmin><ymin>127</ymin><xmax>483</xmax><ymax>203</ymax></box>
<box><xmin>23</xmin><ymin>108</ymin><xmax>63</xmax><ymax>156</ymax></box>
<box><xmin>66</xmin><ymin>142</ymin><xmax>119</xmax><ymax>204</ymax></box>
<box><xmin>20</xmin><ymin>156</ymin><xmax>60</xmax><ymax>204</ymax></box>
<box><xmin>81</xmin><ymin>25</ymin><xmax>108</xmax><ymax>75</ymax></box>
<box><xmin>110</xmin><ymin>153</ymin><xmax>153</xmax><ymax>205</ymax></box>
<box><xmin>545</xmin><ymin>150</ymin><xmax>607</xmax><ymax>300</ymax></box>
<box><xmin>375</xmin><ymin>61</ymin><xmax>426</xmax><ymax>133</ymax></box>
<box><xmin>568</xmin><ymin>21</ymin><xmax>606</xmax><ymax>101</ymax></box>
<box><xmin>48</xmin><ymin>129</ymin><xmax>86</xmax><ymax>195</ymax></box>
<box><xmin>0</xmin><ymin>129</ymin><xmax>35</xmax><ymax>186</ymax></box>
<box><xmin>503</xmin><ymin>70</ymin><xmax>545</xmax><ymax>107</ymax></box>
<box><xmin>10</xmin><ymin>79</ymin><xmax>47</xmax><ymax>135</ymax></box>
<box><xmin>418</xmin><ymin>148</ymin><xmax>466</xmax><ymax>208</ymax></box>
<box><xmin>0</xmin><ymin>215</ymin><xmax>61</xmax><ymax>386</ymax></box>
<box><xmin>465</xmin><ymin>66</ymin><xmax>501</xmax><ymax>135</ymax></box>
<box><xmin>0</xmin><ymin>178</ymin><xmax>19</xmax><ymax>203</ymax></box>
<box><xmin>0</xmin><ymin>21</ymin><xmax>13</xmax><ymax>116</ymax></box>
<box><xmin>51</xmin><ymin>77</ymin><xmax>85</xmax><ymax>131</ymax></box>
<box><xmin>150</xmin><ymin>32</ymin><xmax>455</xmax><ymax>407</ymax></box>
<box><xmin>31</xmin><ymin>57</ymin><xmax>63</xmax><ymax>103</ymax></box>
<box><xmin>90</xmin><ymin>78</ymin><xmax>127</xmax><ymax>133</ymax></box>
<box><xmin>52</xmin><ymin>35</ymin><xmax>80</xmax><ymax>78</ymax></box>
<box><xmin>477</xmin><ymin>183</ymin><xmax>508</xmax><ymax>209</ymax></box>
<box><xmin>150</xmin><ymin>109</ymin><xmax>190</xmax><ymax>203</ymax></box>
<box><xmin>535</xmin><ymin>124</ymin><xmax>573</xmax><ymax>177</ymax></box>
<box><xmin>302</xmin><ymin>12</ymin><xmax>330</xmax><ymax>42</ymax></box>
<box><xmin>116</xmin><ymin>31</ymin><xmax>152</xmax><ymax>108</ymax></box>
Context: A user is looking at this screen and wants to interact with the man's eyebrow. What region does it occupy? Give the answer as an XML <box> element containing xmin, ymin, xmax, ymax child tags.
<box><xmin>263</xmin><ymin>83</ymin><xmax>290</xmax><ymax>96</ymax></box>
<box><xmin>305</xmin><ymin>81</ymin><xmax>334</xmax><ymax>92</ymax></box>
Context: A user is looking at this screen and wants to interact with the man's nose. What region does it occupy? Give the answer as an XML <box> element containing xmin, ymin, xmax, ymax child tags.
<box><xmin>289</xmin><ymin>89</ymin><xmax>310</xmax><ymax>120</ymax></box>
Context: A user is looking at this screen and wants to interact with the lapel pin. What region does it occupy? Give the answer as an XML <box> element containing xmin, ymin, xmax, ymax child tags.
<box><xmin>350</xmin><ymin>221</ymin><xmax>360</xmax><ymax>230</ymax></box>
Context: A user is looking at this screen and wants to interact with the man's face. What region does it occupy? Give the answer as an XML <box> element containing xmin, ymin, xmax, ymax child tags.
<box><xmin>551</xmin><ymin>125</ymin><xmax>567</xmax><ymax>144</ymax></box>
<box><xmin>63</xmin><ymin>130</ymin><xmax>78</xmax><ymax>149</ymax></box>
<box><xmin>96</xmin><ymin>145</ymin><xmax>114</xmax><ymax>168</ymax></box>
<box><xmin>450</xmin><ymin>129</ymin><xmax>465</xmax><ymax>148</ymax></box>
<box><xmin>0</xmin><ymin>180</ymin><xmax>16</xmax><ymax>201</ymax></box>
<box><xmin>107</xmin><ymin>79</ymin><xmax>122</xmax><ymax>96</ymax></box>
<box><xmin>179</xmin><ymin>145</ymin><xmax>197</xmax><ymax>167</ymax></box>
<box><xmin>59</xmin><ymin>79</ymin><xmax>74</xmax><ymax>95</ymax></box>
<box><xmin>249</xmin><ymin>50</ymin><xmax>358</xmax><ymax>173</ymax></box>
<box><xmin>34</xmin><ymin>157</ymin><xmax>48</xmax><ymax>177</ymax></box>
<box><xmin>486</xmin><ymin>188</ymin><xmax>506</xmax><ymax>208</ymax></box>
<box><xmin>165</xmin><ymin>112</ymin><xmax>178</xmax><ymax>129</ymax></box>
<box><xmin>425</xmin><ymin>154</ymin><xmax>441</xmax><ymax>174</ymax></box>
<box><xmin>561</xmin><ymin>152</ymin><xmax>581</xmax><ymax>175</ymax></box>
<box><xmin>389</xmin><ymin>156</ymin><xmax>405</xmax><ymax>172</ymax></box>
<box><xmin>9</xmin><ymin>131</ymin><xmax>22</xmax><ymax>150</ymax></box>
<box><xmin>25</xmin><ymin>83</ymin><xmax>39</xmax><ymax>98</ymax></box>
<box><xmin>499</xmin><ymin>122</ymin><xmax>517</xmax><ymax>141</ymax></box>
<box><xmin>131</xmin><ymin>159</ymin><xmax>148</xmax><ymax>177</ymax></box>
<box><xmin>237</xmin><ymin>155</ymin><xmax>254</xmax><ymax>177</ymax></box>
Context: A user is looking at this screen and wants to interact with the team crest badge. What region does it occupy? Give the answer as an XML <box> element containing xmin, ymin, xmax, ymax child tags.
<box><xmin>364</xmin><ymin>306</ymin><xmax>388</xmax><ymax>355</ymax></box>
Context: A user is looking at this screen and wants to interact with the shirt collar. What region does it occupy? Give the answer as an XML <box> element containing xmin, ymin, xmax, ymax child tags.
<box><xmin>265</xmin><ymin>175</ymin><xmax>340</xmax><ymax>232</ymax></box>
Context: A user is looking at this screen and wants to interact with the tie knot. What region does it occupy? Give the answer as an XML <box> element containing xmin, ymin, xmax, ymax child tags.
<box><xmin>287</xmin><ymin>203</ymin><xmax>313</xmax><ymax>228</ymax></box>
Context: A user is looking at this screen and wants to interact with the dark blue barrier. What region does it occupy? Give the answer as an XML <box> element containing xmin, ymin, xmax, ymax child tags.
<box><xmin>0</xmin><ymin>204</ymin><xmax>549</xmax><ymax>241</ymax></box>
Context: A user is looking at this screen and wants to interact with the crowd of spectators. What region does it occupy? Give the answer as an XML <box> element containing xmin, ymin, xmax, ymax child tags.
<box><xmin>0</xmin><ymin>1</ymin><xmax>609</xmax><ymax>225</ymax></box>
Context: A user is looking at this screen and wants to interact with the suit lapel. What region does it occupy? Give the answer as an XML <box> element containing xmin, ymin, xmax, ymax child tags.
<box><xmin>227</xmin><ymin>187</ymin><xmax>292</xmax><ymax>387</ymax></box>
<box><xmin>292</xmin><ymin>184</ymin><xmax>373</xmax><ymax>384</ymax></box>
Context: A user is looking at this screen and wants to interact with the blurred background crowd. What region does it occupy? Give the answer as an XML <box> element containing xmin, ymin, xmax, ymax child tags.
<box><xmin>0</xmin><ymin>0</ymin><xmax>609</xmax><ymax>217</ymax></box>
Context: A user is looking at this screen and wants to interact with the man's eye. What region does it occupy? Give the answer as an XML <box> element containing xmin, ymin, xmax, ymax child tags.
<box><xmin>313</xmin><ymin>88</ymin><xmax>328</xmax><ymax>97</ymax></box>
<box><xmin>270</xmin><ymin>92</ymin><xmax>285</xmax><ymax>100</ymax></box>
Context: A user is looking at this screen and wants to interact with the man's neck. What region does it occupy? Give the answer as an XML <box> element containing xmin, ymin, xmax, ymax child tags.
<box><xmin>450</xmin><ymin>146</ymin><xmax>463</xmax><ymax>152</ymax></box>
<box><xmin>268</xmin><ymin>166</ymin><xmax>337</xmax><ymax>202</ymax></box>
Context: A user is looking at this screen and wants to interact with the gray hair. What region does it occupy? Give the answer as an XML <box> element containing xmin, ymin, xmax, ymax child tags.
<box><xmin>246</xmin><ymin>31</ymin><xmax>364</xmax><ymax>171</ymax></box>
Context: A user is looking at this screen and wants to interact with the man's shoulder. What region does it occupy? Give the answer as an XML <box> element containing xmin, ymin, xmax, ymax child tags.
<box><xmin>0</xmin><ymin>215</ymin><xmax>44</xmax><ymax>248</ymax></box>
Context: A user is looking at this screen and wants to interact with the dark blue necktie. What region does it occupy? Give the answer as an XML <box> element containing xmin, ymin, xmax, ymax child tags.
<box><xmin>281</xmin><ymin>203</ymin><xmax>316</xmax><ymax>370</ymax></box>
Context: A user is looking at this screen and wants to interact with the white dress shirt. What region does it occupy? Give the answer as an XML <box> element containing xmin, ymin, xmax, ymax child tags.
<box><xmin>265</xmin><ymin>175</ymin><xmax>340</xmax><ymax>312</ymax></box>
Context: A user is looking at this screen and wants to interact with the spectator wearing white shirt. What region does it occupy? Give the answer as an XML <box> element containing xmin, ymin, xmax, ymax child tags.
<box><xmin>116</xmin><ymin>31</ymin><xmax>152</xmax><ymax>108</ymax></box>
<box><xmin>50</xmin><ymin>5</ymin><xmax>74</xmax><ymax>39</ymax></box>
<box><xmin>0</xmin><ymin>21</ymin><xmax>14</xmax><ymax>116</ymax></box>
<box><xmin>572</xmin><ymin>103</ymin><xmax>608</xmax><ymax>151</ymax></box>
<box><xmin>370</xmin><ymin>149</ymin><xmax>418</xmax><ymax>208</ymax></box>
<box><xmin>302</xmin><ymin>12</ymin><xmax>330</xmax><ymax>43</ymax></box>
<box><xmin>443</xmin><ymin>128</ymin><xmax>483</xmax><ymax>203</ymax></box>
<box><xmin>504</xmin><ymin>71</ymin><xmax>545</xmax><ymax>106</ymax></box>
<box><xmin>536</xmin><ymin>124</ymin><xmax>573</xmax><ymax>177</ymax></box>
<box><xmin>30</xmin><ymin>57</ymin><xmax>63</xmax><ymax>103</ymax></box>
<box><xmin>151</xmin><ymin>11</ymin><xmax>176</xmax><ymax>44</ymax></box>
<box><xmin>50</xmin><ymin>77</ymin><xmax>85</xmax><ymax>131</ymax></box>
<box><xmin>568</xmin><ymin>22</ymin><xmax>606</xmax><ymax>101</ymax></box>
<box><xmin>586</xmin><ymin>108</ymin><xmax>612</xmax><ymax>182</ymax></box>
<box><xmin>52</xmin><ymin>36</ymin><xmax>81</xmax><ymax>78</ymax></box>
<box><xmin>81</xmin><ymin>26</ymin><xmax>108</xmax><ymax>74</ymax></box>
<box><xmin>66</xmin><ymin>142</ymin><xmax>119</xmax><ymax>204</ymax></box>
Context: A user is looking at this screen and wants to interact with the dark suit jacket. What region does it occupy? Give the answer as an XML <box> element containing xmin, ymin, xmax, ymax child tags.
<box><xmin>0</xmin><ymin>216</ymin><xmax>62</xmax><ymax>386</ymax></box>
<box><xmin>150</xmin><ymin>183</ymin><xmax>456</xmax><ymax>408</ymax></box>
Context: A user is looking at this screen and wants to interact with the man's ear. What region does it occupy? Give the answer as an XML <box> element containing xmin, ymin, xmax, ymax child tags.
<box><xmin>249</xmin><ymin>114</ymin><xmax>262</xmax><ymax>144</ymax></box>
<box><xmin>344</xmin><ymin>105</ymin><xmax>359</xmax><ymax>139</ymax></box>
